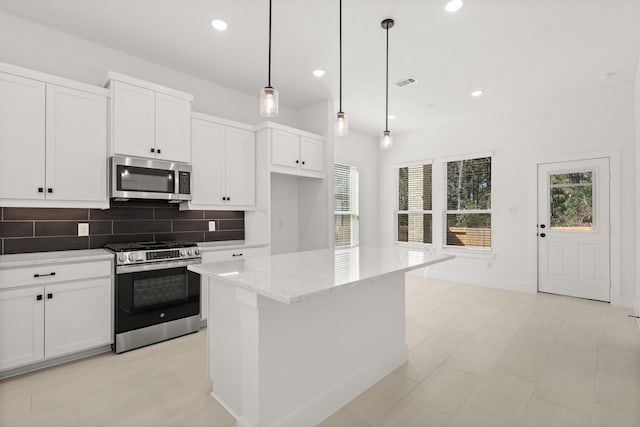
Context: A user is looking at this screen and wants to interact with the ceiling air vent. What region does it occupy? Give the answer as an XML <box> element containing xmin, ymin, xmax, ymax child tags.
<box><xmin>395</xmin><ymin>76</ymin><xmax>418</xmax><ymax>87</ymax></box>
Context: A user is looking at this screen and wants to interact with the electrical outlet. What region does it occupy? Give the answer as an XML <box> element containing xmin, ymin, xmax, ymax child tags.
<box><xmin>208</xmin><ymin>221</ymin><xmax>216</xmax><ymax>231</ymax></box>
<box><xmin>78</xmin><ymin>223</ymin><xmax>89</xmax><ymax>236</ymax></box>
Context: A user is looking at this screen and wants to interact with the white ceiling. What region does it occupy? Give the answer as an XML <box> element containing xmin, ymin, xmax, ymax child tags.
<box><xmin>1</xmin><ymin>0</ymin><xmax>639</xmax><ymax>135</ymax></box>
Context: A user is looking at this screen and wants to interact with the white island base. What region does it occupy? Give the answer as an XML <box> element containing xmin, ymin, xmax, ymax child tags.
<box><xmin>190</xmin><ymin>248</ymin><xmax>455</xmax><ymax>427</ymax></box>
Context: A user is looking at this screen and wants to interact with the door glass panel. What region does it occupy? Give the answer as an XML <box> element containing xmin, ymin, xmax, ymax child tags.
<box><xmin>549</xmin><ymin>171</ymin><xmax>593</xmax><ymax>231</ymax></box>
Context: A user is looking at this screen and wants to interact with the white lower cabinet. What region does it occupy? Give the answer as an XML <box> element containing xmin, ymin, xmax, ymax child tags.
<box><xmin>200</xmin><ymin>246</ymin><xmax>269</xmax><ymax>321</ymax></box>
<box><xmin>0</xmin><ymin>259</ymin><xmax>113</xmax><ymax>372</ymax></box>
<box><xmin>0</xmin><ymin>287</ymin><xmax>45</xmax><ymax>371</ymax></box>
<box><xmin>44</xmin><ymin>278</ymin><xmax>111</xmax><ymax>359</ymax></box>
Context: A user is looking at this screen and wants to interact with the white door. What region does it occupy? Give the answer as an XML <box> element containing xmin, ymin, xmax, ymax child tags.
<box><xmin>0</xmin><ymin>72</ymin><xmax>46</xmax><ymax>200</ymax></box>
<box><xmin>225</xmin><ymin>127</ymin><xmax>255</xmax><ymax>206</ymax></box>
<box><xmin>45</xmin><ymin>84</ymin><xmax>108</xmax><ymax>202</ymax></box>
<box><xmin>112</xmin><ymin>81</ymin><xmax>156</xmax><ymax>158</ymax></box>
<box><xmin>300</xmin><ymin>137</ymin><xmax>324</xmax><ymax>172</ymax></box>
<box><xmin>191</xmin><ymin>119</ymin><xmax>226</xmax><ymax>205</ymax></box>
<box><xmin>44</xmin><ymin>278</ymin><xmax>111</xmax><ymax>358</ymax></box>
<box><xmin>537</xmin><ymin>158</ymin><xmax>610</xmax><ymax>301</ymax></box>
<box><xmin>155</xmin><ymin>93</ymin><xmax>191</xmax><ymax>163</ymax></box>
<box><xmin>0</xmin><ymin>287</ymin><xmax>45</xmax><ymax>370</ymax></box>
<box><xmin>271</xmin><ymin>129</ymin><xmax>299</xmax><ymax>169</ymax></box>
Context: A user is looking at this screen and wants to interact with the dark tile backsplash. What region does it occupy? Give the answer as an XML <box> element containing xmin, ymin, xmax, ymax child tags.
<box><xmin>0</xmin><ymin>201</ymin><xmax>245</xmax><ymax>255</ymax></box>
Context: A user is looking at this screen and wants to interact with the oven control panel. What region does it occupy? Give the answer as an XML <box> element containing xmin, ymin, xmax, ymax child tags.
<box><xmin>115</xmin><ymin>248</ymin><xmax>201</xmax><ymax>265</ymax></box>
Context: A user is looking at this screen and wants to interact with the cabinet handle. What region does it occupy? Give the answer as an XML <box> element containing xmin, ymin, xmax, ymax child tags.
<box><xmin>150</xmin><ymin>148</ymin><xmax>155</xmax><ymax>153</ymax></box>
<box><xmin>157</xmin><ymin>149</ymin><xmax>162</xmax><ymax>154</ymax></box>
<box><xmin>47</xmin><ymin>188</ymin><xmax>53</xmax><ymax>193</ymax></box>
<box><xmin>227</xmin><ymin>197</ymin><xmax>230</xmax><ymax>201</ymax></box>
<box><xmin>302</xmin><ymin>161</ymin><xmax>306</xmax><ymax>165</ymax></box>
<box><xmin>295</xmin><ymin>160</ymin><xmax>299</xmax><ymax>164</ymax></box>
<box><xmin>47</xmin><ymin>293</ymin><xmax>53</xmax><ymax>300</ymax></box>
<box><xmin>232</xmin><ymin>253</ymin><xmax>243</xmax><ymax>257</ymax></box>
<box><xmin>38</xmin><ymin>187</ymin><xmax>44</xmax><ymax>193</ymax></box>
<box><xmin>36</xmin><ymin>294</ymin><xmax>43</xmax><ymax>301</ymax></box>
<box><xmin>34</xmin><ymin>272</ymin><xmax>56</xmax><ymax>278</ymax></box>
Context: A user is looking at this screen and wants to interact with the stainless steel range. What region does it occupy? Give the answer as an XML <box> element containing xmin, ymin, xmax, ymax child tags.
<box><xmin>104</xmin><ymin>241</ymin><xmax>202</xmax><ymax>353</ymax></box>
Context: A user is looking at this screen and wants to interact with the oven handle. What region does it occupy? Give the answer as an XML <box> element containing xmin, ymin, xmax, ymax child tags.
<box><xmin>116</xmin><ymin>258</ymin><xmax>202</xmax><ymax>274</ymax></box>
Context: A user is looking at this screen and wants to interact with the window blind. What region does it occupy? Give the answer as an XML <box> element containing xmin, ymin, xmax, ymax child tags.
<box><xmin>334</xmin><ymin>164</ymin><xmax>359</xmax><ymax>247</ymax></box>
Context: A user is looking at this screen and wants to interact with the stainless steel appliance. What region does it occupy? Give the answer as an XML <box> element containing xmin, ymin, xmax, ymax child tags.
<box><xmin>110</xmin><ymin>155</ymin><xmax>192</xmax><ymax>202</ymax></box>
<box><xmin>105</xmin><ymin>241</ymin><xmax>202</xmax><ymax>353</ymax></box>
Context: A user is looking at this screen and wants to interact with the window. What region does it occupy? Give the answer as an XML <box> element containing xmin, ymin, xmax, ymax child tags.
<box><xmin>445</xmin><ymin>156</ymin><xmax>492</xmax><ymax>248</ymax></box>
<box><xmin>396</xmin><ymin>163</ymin><xmax>432</xmax><ymax>244</ymax></box>
<box><xmin>334</xmin><ymin>164</ymin><xmax>359</xmax><ymax>247</ymax></box>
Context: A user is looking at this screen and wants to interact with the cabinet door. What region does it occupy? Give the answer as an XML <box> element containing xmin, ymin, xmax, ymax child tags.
<box><xmin>0</xmin><ymin>287</ymin><xmax>45</xmax><ymax>370</ymax></box>
<box><xmin>112</xmin><ymin>81</ymin><xmax>155</xmax><ymax>158</ymax></box>
<box><xmin>201</xmin><ymin>278</ymin><xmax>209</xmax><ymax>321</ymax></box>
<box><xmin>0</xmin><ymin>72</ymin><xmax>46</xmax><ymax>200</ymax></box>
<box><xmin>155</xmin><ymin>93</ymin><xmax>191</xmax><ymax>163</ymax></box>
<box><xmin>45</xmin><ymin>84</ymin><xmax>107</xmax><ymax>202</ymax></box>
<box><xmin>271</xmin><ymin>129</ymin><xmax>300</xmax><ymax>169</ymax></box>
<box><xmin>191</xmin><ymin>119</ymin><xmax>226</xmax><ymax>205</ymax></box>
<box><xmin>300</xmin><ymin>137</ymin><xmax>324</xmax><ymax>172</ymax></box>
<box><xmin>44</xmin><ymin>278</ymin><xmax>111</xmax><ymax>358</ymax></box>
<box><xmin>225</xmin><ymin>127</ymin><xmax>255</xmax><ymax>206</ymax></box>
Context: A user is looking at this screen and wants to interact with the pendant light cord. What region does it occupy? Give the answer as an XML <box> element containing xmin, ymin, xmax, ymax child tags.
<box><xmin>385</xmin><ymin>23</ymin><xmax>389</xmax><ymax>132</ymax></box>
<box><xmin>339</xmin><ymin>0</ymin><xmax>342</xmax><ymax>112</ymax></box>
<box><xmin>268</xmin><ymin>0</ymin><xmax>272</xmax><ymax>87</ymax></box>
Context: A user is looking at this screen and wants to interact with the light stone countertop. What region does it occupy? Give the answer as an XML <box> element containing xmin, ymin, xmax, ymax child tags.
<box><xmin>189</xmin><ymin>246</ymin><xmax>454</xmax><ymax>304</ymax></box>
<box><xmin>0</xmin><ymin>249</ymin><xmax>114</xmax><ymax>269</ymax></box>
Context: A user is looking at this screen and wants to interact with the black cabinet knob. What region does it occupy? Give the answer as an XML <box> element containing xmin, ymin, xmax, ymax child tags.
<box><xmin>232</xmin><ymin>253</ymin><xmax>243</xmax><ymax>257</ymax></box>
<box><xmin>38</xmin><ymin>187</ymin><xmax>44</xmax><ymax>193</ymax></box>
<box><xmin>540</xmin><ymin>224</ymin><xmax>546</xmax><ymax>229</ymax></box>
<box><xmin>302</xmin><ymin>161</ymin><xmax>306</xmax><ymax>165</ymax></box>
<box><xmin>47</xmin><ymin>293</ymin><xmax>53</xmax><ymax>299</ymax></box>
<box><xmin>157</xmin><ymin>149</ymin><xmax>162</xmax><ymax>154</ymax></box>
<box><xmin>540</xmin><ymin>233</ymin><xmax>546</xmax><ymax>238</ymax></box>
<box><xmin>36</xmin><ymin>295</ymin><xmax>43</xmax><ymax>301</ymax></box>
<box><xmin>150</xmin><ymin>148</ymin><xmax>155</xmax><ymax>153</ymax></box>
<box><xmin>47</xmin><ymin>188</ymin><xmax>53</xmax><ymax>193</ymax></box>
<box><xmin>295</xmin><ymin>160</ymin><xmax>299</xmax><ymax>164</ymax></box>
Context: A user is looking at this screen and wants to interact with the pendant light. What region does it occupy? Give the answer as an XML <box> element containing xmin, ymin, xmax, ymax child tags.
<box><xmin>334</xmin><ymin>0</ymin><xmax>348</xmax><ymax>136</ymax></box>
<box><xmin>380</xmin><ymin>18</ymin><xmax>394</xmax><ymax>150</ymax></box>
<box><xmin>260</xmin><ymin>0</ymin><xmax>278</xmax><ymax>117</ymax></box>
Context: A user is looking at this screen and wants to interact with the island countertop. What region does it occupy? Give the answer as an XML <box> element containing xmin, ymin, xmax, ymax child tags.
<box><xmin>189</xmin><ymin>246</ymin><xmax>454</xmax><ymax>304</ymax></box>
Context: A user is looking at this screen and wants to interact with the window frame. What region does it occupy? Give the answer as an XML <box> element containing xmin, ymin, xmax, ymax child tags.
<box><xmin>333</xmin><ymin>163</ymin><xmax>360</xmax><ymax>248</ymax></box>
<box><xmin>442</xmin><ymin>152</ymin><xmax>494</xmax><ymax>252</ymax></box>
<box><xmin>394</xmin><ymin>159</ymin><xmax>434</xmax><ymax>248</ymax></box>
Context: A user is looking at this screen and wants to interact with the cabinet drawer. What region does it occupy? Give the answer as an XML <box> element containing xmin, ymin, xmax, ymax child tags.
<box><xmin>0</xmin><ymin>260</ymin><xmax>112</xmax><ymax>290</ymax></box>
<box><xmin>201</xmin><ymin>246</ymin><xmax>269</xmax><ymax>264</ymax></box>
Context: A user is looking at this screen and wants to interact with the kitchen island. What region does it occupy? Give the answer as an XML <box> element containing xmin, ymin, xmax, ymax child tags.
<box><xmin>189</xmin><ymin>246</ymin><xmax>454</xmax><ymax>427</ymax></box>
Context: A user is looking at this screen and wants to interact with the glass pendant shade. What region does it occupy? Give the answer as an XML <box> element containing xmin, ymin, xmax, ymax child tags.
<box><xmin>259</xmin><ymin>86</ymin><xmax>278</xmax><ymax>117</ymax></box>
<box><xmin>335</xmin><ymin>111</ymin><xmax>349</xmax><ymax>136</ymax></box>
<box><xmin>380</xmin><ymin>130</ymin><xmax>393</xmax><ymax>150</ymax></box>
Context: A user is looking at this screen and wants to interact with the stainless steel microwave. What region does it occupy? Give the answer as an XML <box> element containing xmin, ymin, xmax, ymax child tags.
<box><xmin>110</xmin><ymin>155</ymin><xmax>192</xmax><ymax>202</ymax></box>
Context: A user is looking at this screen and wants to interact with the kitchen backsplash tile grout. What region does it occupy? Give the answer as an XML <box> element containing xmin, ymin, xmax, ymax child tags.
<box><xmin>0</xmin><ymin>203</ymin><xmax>244</xmax><ymax>255</ymax></box>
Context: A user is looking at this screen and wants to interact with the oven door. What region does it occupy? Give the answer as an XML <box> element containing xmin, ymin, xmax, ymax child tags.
<box><xmin>115</xmin><ymin>260</ymin><xmax>201</xmax><ymax>335</ymax></box>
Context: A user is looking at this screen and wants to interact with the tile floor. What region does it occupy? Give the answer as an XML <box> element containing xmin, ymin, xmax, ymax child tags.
<box><xmin>1</xmin><ymin>276</ymin><xmax>639</xmax><ymax>426</ymax></box>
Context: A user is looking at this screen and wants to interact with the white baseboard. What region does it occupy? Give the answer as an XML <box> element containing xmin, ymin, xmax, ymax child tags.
<box><xmin>418</xmin><ymin>269</ymin><xmax>533</xmax><ymax>294</ymax></box>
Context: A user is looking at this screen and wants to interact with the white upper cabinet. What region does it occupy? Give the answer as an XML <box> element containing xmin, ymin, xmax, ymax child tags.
<box><xmin>0</xmin><ymin>64</ymin><xmax>109</xmax><ymax>208</ymax></box>
<box><xmin>263</xmin><ymin>124</ymin><xmax>325</xmax><ymax>178</ymax></box>
<box><xmin>46</xmin><ymin>84</ymin><xmax>107</xmax><ymax>203</ymax></box>
<box><xmin>185</xmin><ymin>114</ymin><xmax>255</xmax><ymax>210</ymax></box>
<box><xmin>155</xmin><ymin>93</ymin><xmax>191</xmax><ymax>163</ymax></box>
<box><xmin>112</xmin><ymin>81</ymin><xmax>155</xmax><ymax>159</ymax></box>
<box><xmin>108</xmin><ymin>73</ymin><xmax>193</xmax><ymax>163</ymax></box>
<box><xmin>0</xmin><ymin>72</ymin><xmax>46</xmax><ymax>201</ymax></box>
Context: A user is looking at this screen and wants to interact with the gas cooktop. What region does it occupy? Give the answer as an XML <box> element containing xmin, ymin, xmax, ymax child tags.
<box><xmin>104</xmin><ymin>241</ymin><xmax>198</xmax><ymax>253</ymax></box>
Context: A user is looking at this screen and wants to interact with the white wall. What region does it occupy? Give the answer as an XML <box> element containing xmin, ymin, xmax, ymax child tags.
<box><xmin>380</xmin><ymin>82</ymin><xmax>637</xmax><ymax>306</ymax></box>
<box><xmin>270</xmin><ymin>174</ymin><xmax>300</xmax><ymax>255</ymax></box>
<box><xmin>635</xmin><ymin>56</ymin><xmax>640</xmax><ymax>317</ymax></box>
<box><xmin>0</xmin><ymin>11</ymin><xmax>301</xmax><ymax>127</ymax></box>
<box><xmin>334</xmin><ymin>130</ymin><xmax>380</xmax><ymax>247</ymax></box>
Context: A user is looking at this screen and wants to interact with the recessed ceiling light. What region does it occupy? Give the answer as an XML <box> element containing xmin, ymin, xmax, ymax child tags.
<box><xmin>312</xmin><ymin>69</ymin><xmax>326</xmax><ymax>77</ymax></box>
<box><xmin>470</xmin><ymin>90</ymin><xmax>484</xmax><ymax>97</ymax></box>
<box><xmin>211</xmin><ymin>19</ymin><xmax>228</xmax><ymax>31</ymax></box>
<box><xmin>444</xmin><ymin>0</ymin><xmax>464</xmax><ymax>13</ymax></box>
<box><xmin>388</xmin><ymin>114</ymin><xmax>396</xmax><ymax>120</ymax></box>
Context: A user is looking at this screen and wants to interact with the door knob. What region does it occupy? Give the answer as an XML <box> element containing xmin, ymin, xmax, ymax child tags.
<box><xmin>540</xmin><ymin>224</ymin><xmax>546</xmax><ymax>229</ymax></box>
<box><xmin>540</xmin><ymin>233</ymin><xmax>546</xmax><ymax>238</ymax></box>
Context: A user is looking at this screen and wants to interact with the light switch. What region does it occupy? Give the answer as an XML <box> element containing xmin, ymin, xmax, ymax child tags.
<box><xmin>208</xmin><ymin>221</ymin><xmax>216</xmax><ymax>231</ymax></box>
<box><xmin>78</xmin><ymin>223</ymin><xmax>89</xmax><ymax>236</ymax></box>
